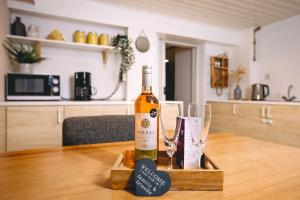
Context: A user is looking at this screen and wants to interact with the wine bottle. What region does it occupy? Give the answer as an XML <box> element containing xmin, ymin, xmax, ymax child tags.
<box><xmin>135</xmin><ymin>65</ymin><xmax>159</xmax><ymax>161</ymax></box>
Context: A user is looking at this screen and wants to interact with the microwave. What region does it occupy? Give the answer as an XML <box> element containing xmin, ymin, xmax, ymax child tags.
<box><xmin>5</xmin><ymin>73</ymin><xmax>61</xmax><ymax>101</ymax></box>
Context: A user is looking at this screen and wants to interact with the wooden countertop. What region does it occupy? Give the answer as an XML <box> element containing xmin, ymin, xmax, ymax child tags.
<box><xmin>0</xmin><ymin>133</ymin><xmax>300</xmax><ymax>200</ymax></box>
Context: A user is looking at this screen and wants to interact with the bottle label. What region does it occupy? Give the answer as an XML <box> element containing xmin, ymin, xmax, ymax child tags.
<box><xmin>135</xmin><ymin>111</ymin><xmax>157</xmax><ymax>150</ymax></box>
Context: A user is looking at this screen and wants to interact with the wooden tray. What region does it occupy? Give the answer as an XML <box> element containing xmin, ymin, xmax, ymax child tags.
<box><xmin>111</xmin><ymin>150</ymin><xmax>223</xmax><ymax>191</ymax></box>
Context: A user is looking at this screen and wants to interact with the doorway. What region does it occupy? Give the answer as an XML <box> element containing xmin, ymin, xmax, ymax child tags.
<box><xmin>165</xmin><ymin>44</ymin><xmax>193</xmax><ymax>114</ymax></box>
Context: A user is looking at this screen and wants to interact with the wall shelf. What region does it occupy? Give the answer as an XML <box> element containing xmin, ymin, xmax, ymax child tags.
<box><xmin>211</xmin><ymin>56</ymin><xmax>229</xmax><ymax>88</ymax></box>
<box><xmin>6</xmin><ymin>35</ymin><xmax>116</xmax><ymax>64</ymax></box>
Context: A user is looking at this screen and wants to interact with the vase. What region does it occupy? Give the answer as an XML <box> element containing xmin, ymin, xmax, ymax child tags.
<box><xmin>27</xmin><ymin>25</ymin><xmax>40</xmax><ymax>38</ymax></box>
<box><xmin>11</xmin><ymin>16</ymin><xmax>27</xmax><ymax>36</ymax></box>
<box><xmin>19</xmin><ymin>63</ymin><xmax>33</xmax><ymax>74</ymax></box>
<box><xmin>234</xmin><ymin>85</ymin><xmax>242</xmax><ymax>100</ymax></box>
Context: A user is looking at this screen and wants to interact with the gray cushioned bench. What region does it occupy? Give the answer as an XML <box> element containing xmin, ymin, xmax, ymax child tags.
<box><xmin>63</xmin><ymin>115</ymin><xmax>134</xmax><ymax>146</ymax></box>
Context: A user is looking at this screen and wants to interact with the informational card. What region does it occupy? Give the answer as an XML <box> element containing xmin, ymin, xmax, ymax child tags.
<box><xmin>176</xmin><ymin>117</ymin><xmax>202</xmax><ymax>169</ymax></box>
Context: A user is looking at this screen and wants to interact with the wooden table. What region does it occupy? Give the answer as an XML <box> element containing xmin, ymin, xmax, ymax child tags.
<box><xmin>0</xmin><ymin>133</ymin><xmax>300</xmax><ymax>200</ymax></box>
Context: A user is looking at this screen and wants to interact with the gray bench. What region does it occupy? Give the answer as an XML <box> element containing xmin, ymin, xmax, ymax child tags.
<box><xmin>63</xmin><ymin>115</ymin><xmax>134</xmax><ymax>146</ymax></box>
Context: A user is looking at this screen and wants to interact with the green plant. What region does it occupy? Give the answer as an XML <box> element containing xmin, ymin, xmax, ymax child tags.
<box><xmin>111</xmin><ymin>34</ymin><xmax>135</xmax><ymax>81</ymax></box>
<box><xmin>3</xmin><ymin>40</ymin><xmax>45</xmax><ymax>64</ymax></box>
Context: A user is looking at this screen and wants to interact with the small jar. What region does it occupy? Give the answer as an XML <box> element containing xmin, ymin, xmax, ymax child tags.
<box><xmin>87</xmin><ymin>32</ymin><xmax>98</xmax><ymax>45</ymax></box>
<box><xmin>73</xmin><ymin>31</ymin><xmax>86</xmax><ymax>43</ymax></box>
<box><xmin>99</xmin><ymin>34</ymin><xmax>109</xmax><ymax>45</ymax></box>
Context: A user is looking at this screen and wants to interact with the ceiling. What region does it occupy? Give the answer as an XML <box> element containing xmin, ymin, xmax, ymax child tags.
<box><xmin>97</xmin><ymin>0</ymin><xmax>300</xmax><ymax>30</ymax></box>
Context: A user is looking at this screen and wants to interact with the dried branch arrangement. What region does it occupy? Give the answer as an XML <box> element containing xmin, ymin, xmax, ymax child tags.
<box><xmin>230</xmin><ymin>65</ymin><xmax>247</xmax><ymax>85</ymax></box>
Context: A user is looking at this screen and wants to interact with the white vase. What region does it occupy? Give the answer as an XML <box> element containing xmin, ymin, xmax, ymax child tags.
<box><xmin>19</xmin><ymin>63</ymin><xmax>33</xmax><ymax>74</ymax></box>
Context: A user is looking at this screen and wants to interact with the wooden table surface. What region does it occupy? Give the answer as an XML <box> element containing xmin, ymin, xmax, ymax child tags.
<box><xmin>0</xmin><ymin>133</ymin><xmax>300</xmax><ymax>200</ymax></box>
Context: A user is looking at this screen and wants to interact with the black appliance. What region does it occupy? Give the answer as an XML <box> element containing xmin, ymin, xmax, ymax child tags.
<box><xmin>251</xmin><ymin>83</ymin><xmax>270</xmax><ymax>100</ymax></box>
<box><xmin>5</xmin><ymin>73</ymin><xmax>60</xmax><ymax>101</ymax></box>
<box><xmin>74</xmin><ymin>72</ymin><xmax>96</xmax><ymax>101</ymax></box>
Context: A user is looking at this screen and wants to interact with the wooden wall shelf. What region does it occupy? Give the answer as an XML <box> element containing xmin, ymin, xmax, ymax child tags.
<box><xmin>210</xmin><ymin>56</ymin><xmax>228</xmax><ymax>88</ymax></box>
<box><xmin>6</xmin><ymin>35</ymin><xmax>115</xmax><ymax>64</ymax></box>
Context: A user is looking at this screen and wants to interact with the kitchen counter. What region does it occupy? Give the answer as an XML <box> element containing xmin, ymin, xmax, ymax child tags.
<box><xmin>0</xmin><ymin>100</ymin><xmax>182</xmax><ymax>106</ymax></box>
<box><xmin>0</xmin><ymin>133</ymin><xmax>299</xmax><ymax>199</ymax></box>
<box><xmin>208</xmin><ymin>100</ymin><xmax>300</xmax><ymax>147</ymax></box>
<box><xmin>208</xmin><ymin>99</ymin><xmax>300</xmax><ymax>106</ymax></box>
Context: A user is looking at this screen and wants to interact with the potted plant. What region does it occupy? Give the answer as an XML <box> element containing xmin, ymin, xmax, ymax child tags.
<box><xmin>111</xmin><ymin>34</ymin><xmax>135</xmax><ymax>82</ymax></box>
<box><xmin>230</xmin><ymin>65</ymin><xmax>247</xmax><ymax>100</ymax></box>
<box><xmin>3</xmin><ymin>40</ymin><xmax>45</xmax><ymax>74</ymax></box>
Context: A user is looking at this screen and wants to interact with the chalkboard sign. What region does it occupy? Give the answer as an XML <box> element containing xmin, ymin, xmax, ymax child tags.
<box><xmin>134</xmin><ymin>159</ymin><xmax>171</xmax><ymax>196</ymax></box>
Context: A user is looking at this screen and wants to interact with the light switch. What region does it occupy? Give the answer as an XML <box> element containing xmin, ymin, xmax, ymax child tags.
<box><xmin>265</xmin><ymin>73</ymin><xmax>271</xmax><ymax>80</ymax></box>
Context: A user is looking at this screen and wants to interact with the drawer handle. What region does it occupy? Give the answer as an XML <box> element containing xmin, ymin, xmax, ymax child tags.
<box><xmin>261</xmin><ymin>106</ymin><xmax>267</xmax><ymax>124</ymax></box>
<box><xmin>232</xmin><ymin>105</ymin><xmax>237</xmax><ymax>115</ymax></box>
<box><xmin>57</xmin><ymin>108</ymin><xmax>63</xmax><ymax>124</ymax></box>
<box><xmin>266</xmin><ymin>107</ymin><xmax>273</xmax><ymax>125</ymax></box>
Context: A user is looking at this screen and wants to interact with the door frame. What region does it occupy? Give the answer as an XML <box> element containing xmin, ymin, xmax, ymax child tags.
<box><xmin>159</xmin><ymin>39</ymin><xmax>204</xmax><ymax>104</ymax></box>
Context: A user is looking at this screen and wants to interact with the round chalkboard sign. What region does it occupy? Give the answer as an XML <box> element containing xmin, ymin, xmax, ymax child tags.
<box><xmin>135</xmin><ymin>31</ymin><xmax>150</xmax><ymax>53</ymax></box>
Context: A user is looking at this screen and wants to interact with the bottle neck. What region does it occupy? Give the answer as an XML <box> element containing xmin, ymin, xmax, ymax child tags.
<box><xmin>142</xmin><ymin>86</ymin><xmax>152</xmax><ymax>94</ymax></box>
<box><xmin>142</xmin><ymin>69</ymin><xmax>152</xmax><ymax>94</ymax></box>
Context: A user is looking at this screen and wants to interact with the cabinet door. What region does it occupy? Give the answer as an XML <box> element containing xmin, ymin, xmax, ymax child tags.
<box><xmin>235</xmin><ymin>104</ymin><xmax>267</xmax><ymax>139</ymax></box>
<box><xmin>210</xmin><ymin>102</ymin><xmax>238</xmax><ymax>133</ymax></box>
<box><xmin>265</xmin><ymin>105</ymin><xmax>300</xmax><ymax>147</ymax></box>
<box><xmin>7</xmin><ymin>106</ymin><xmax>63</xmax><ymax>152</ymax></box>
<box><xmin>0</xmin><ymin>107</ymin><xmax>5</xmax><ymax>153</ymax></box>
<box><xmin>64</xmin><ymin>105</ymin><xmax>128</xmax><ymax>118</ymax></box>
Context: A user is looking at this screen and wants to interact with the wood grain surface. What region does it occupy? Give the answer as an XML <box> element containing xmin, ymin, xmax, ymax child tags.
<box><xmin>0</xmin><ymin>133</ymin><xmax>300</xmax><ymax>200</ymax></box>
<box><xmin>6</xmin><ymin>106</ymin><xmax>63</xmax><ymax>151</ymax></box>
<box><xmin>209</xmin><ymin>102</ymin><xmax>300</xmax><ymax>147</ymax></box>
<box><xmin>0</xmin><ymin>107</ymin><xmax>5</xmax><ymax>153</ymax></box>
<box><xmin>64</xmin><ymin>105</ymin><xmax>128</xmax><ymax>118</ymax></box>
<box><xmin>111</xmin><ymin>150</ymin><xmax>223</xmax><ymax>191</ymax></box>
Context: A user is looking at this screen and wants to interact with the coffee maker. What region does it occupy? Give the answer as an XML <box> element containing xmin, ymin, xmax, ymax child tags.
<box><xmin>74</xmin><ymin>72</ymin><xmax>96</xmax><ymax>101</ymax></box>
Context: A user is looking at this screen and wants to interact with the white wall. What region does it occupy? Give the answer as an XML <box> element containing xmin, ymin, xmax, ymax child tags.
<box><xmin>254</xmin><ymin>14</ymin><xmax>300</xmax><ymax>100</ymax></box>
<box><xmin>233</xmin><ymin>28</ymin><xmax>254</xmax><ymax>99</ymax></box>
<box><xmin>0</xmin><ymin>1</ymin><xmax>10</xmax><ymax>100</ymax></box>
<box><xmin>126</xmin><ymin>28</ymin><xmax>160</xmax><ymax>101</ymax></box>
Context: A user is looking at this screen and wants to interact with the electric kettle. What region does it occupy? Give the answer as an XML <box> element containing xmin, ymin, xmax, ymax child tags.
<box><xmin>251</xmin><ymin>83</ymin><xmax>270</xmax><ymax>100</ymax></box>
